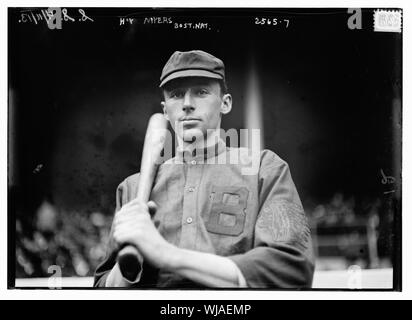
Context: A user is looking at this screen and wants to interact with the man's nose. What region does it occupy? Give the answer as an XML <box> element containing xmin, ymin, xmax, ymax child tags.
<box><xmin>182</xmin><ymin>91</ymin><xmax>195</xmax><ymax>112</ymax></box>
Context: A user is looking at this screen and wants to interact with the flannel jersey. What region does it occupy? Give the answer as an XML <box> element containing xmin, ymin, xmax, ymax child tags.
<box><xmin>94</xmin><ymin>139</ymin><xmax>314</xmax><ymax>288</ymax></box>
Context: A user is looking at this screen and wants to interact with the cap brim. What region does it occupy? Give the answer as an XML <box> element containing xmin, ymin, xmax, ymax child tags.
<box><xmin>159</xmin><ymin>70</ymin><xmax>223</xmax><ymax>88</ymax></box>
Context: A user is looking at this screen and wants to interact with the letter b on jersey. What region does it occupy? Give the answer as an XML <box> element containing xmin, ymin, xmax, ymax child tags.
<box><xmin>206</xmin><ymin>186</ymin><xmax>249</xmax><ymax>236</ymax></box>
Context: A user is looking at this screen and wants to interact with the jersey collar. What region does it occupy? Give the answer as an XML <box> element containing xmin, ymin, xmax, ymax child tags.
<box><xmin>175</xmin><ymin>138</ymin><xmax>226</xmax><ymax>163</ymax></box>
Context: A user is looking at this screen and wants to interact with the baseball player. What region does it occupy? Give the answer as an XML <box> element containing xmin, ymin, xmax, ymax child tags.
<box><xmin>94</xmin><ymin>50</ymin><xmax>314</xmax><ymax>288</ymax></box>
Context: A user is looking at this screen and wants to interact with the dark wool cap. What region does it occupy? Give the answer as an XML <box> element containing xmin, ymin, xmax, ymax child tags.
<box><xmin>159</xmin><ymin>50</ymin><xmax>225</xmax><ymax>88</ymax></box>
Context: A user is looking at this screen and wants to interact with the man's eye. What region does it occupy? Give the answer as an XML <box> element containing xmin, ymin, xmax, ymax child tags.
<box><xmin>197</xmin><ymin>89</ymin><xmax>209</xmax><ymax>95</ymax></box>
<box><xmin>171</xmin><ymin>91</ymin><xmax>184</xmax><ymax>98</ymax></box>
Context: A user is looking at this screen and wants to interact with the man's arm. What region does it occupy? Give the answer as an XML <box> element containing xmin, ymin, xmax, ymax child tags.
<box><xmin>96</xmin><ymin>178</ymin><xmax>246</xmax><ymax>287</ymax></box>
<box><xmin>112</xmin><ymin>199</ymin><xmax>247</xmax><ymax>287</ymax></box>
<box><xmin>163</xmin><ymin>247</ymin><xmax>247</xmax><ymax>288</ymax></box>
<box><xmin>225</xmin><ymin>150</ymin><xmax>315</xmax><ymax>288</ymax></box>
<box><xmin>99</xmin><ymin>222</ymin><xmax>246</xmax><ymax>288</ymax></box>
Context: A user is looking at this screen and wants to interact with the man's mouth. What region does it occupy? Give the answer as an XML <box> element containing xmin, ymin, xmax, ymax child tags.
<box><xmin>181</xmin><ymin>117</ymin><xmax>201</xmax><ymax>126</ymax></box>
<box><xmin>181</xmin><ymin>117</ymin><xmax>200</xmax><ymax>121</ymax></box>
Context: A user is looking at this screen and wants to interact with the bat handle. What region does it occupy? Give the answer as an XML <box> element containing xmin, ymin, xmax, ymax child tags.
<box><xmin>117</xmin><ymin>245</ymin><xmax>143</xmax><ymax>281</ymax></box>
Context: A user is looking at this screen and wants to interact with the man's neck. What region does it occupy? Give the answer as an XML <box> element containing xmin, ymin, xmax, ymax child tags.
<box><xmin>178</xmin><ymin>130</ymin><xmax>221</xmax><ymax>151</ymax></box>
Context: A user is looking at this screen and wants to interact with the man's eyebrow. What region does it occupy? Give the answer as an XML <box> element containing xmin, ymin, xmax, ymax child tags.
<box><xmin>192</xmin><ymin>83</ymin><xmax>213</xmax><ymax>89</ymax></box>
<box><xmin>165</xmin><ymin>87</ymin><xmax>182</xmax><ymax>93</ymax></box>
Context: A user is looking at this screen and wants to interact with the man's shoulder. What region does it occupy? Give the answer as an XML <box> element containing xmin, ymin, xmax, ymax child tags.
<box><xmin>260</xmin><ymin>149</ymin><xmax>288</xmax><ymax>167</ymax></box>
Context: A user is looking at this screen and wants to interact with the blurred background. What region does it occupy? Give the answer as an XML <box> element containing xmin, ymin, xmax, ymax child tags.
<box><xmin>8</xmin><ymin>8</ymin><xmax>401</xmax><ymax>286</ymax></box>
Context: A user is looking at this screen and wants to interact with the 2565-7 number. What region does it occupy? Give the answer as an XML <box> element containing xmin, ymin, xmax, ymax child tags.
<box><xmin>254</xmin><ymin>17</ymin><xmax>290</xmax><ymax>28</ymax></box>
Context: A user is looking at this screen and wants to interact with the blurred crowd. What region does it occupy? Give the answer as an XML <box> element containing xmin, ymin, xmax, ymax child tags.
<box><xmin>307</xmin><ymin>192</ymin><xmax>382</xmax><ymax>227</ymax></box>
<box><xmin>16</xmin><ymin>200</ymin><xmax>112</xmax><ymax>278</ymax></box>
<box><xmin>305</xmin><ymin>192</ymin><xmax>395</xmax><ymax>270</ymax></box>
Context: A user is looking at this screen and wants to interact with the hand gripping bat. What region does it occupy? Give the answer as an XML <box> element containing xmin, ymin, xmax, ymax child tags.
<box><xmin>117</xmin><ymin>113</ymin><xmax>169</xmax><ymax>280</ymax></box>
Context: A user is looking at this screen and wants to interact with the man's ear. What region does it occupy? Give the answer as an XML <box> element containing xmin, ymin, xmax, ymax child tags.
<box><xmin>220</xmin><ymin>94</ymin><xmax>232</xmax><ymax>115</ymax></box>
<box><xmin>161</xmin><ymin>101</ymin><xmax>169</xmax><ymax>121</ymax></box>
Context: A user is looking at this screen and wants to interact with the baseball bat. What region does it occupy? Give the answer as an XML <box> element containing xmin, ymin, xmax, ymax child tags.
<box><xmin>117</xmin><ymin>113</ymin><xmax>169</xmax><ymax>280</ymax></box>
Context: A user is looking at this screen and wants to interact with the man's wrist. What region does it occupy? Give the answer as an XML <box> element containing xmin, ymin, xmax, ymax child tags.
<box><xmin>160</xmin><ymin>243</ymin><xmax>182</xmax><ymax>271</ymax></box>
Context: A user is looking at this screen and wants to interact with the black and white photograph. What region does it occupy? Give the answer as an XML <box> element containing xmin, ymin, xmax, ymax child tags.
<box><xmin>7</xmin><ymin>6</ymin><xmax>402</xmax><ymax>291</ymax></box>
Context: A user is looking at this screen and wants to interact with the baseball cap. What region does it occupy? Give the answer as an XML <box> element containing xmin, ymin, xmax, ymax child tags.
<box><xmin>159</xmin><ymin>50</ymin><xmax>225</xmax><ymax>88</ymax></box>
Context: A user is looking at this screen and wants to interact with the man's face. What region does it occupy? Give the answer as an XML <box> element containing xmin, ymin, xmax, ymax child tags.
<box><xmin>161</xmin><ymin>77</ymin><xmax>232</xmax><ymax>144</ymax></box>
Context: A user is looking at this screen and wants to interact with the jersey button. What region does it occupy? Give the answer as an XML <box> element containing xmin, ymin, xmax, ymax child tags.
<box><xmin>191</xmin><ymin>160</ymin><xmax>197</xmax><ymax>165</ymax></box>
<box><xmin>186</xmin><ymin>217</ymin><xmax>193</xmax><ymax>224</ymax></box>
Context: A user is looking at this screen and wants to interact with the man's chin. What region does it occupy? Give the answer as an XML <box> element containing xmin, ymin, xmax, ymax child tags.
<box><xmin>182</xmin><ymin>129</ymin><xmax>203</xmax><ymax>143</ymax></box>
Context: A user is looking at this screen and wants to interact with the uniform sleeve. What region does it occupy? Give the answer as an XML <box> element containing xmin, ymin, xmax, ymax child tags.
<box><xmin>93</xmin><ymin>174</ymin><xmax>142</xmax><ymax>287</ymax></box>
<box><xmin>228</xmin><ymin>150</ymin><xmax>315</xmax><ymax>288</ymax></box>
